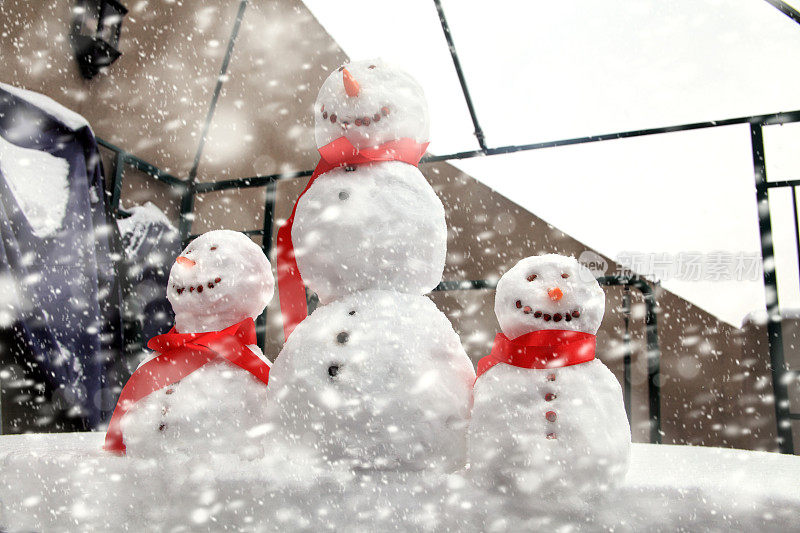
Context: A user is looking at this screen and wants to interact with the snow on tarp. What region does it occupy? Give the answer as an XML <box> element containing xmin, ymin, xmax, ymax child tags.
<box><xmin>452</xmin><ymin>126</ymin><xmax>766</xmax><ymax>328</ymax></box>
<box><xmin>0</xmin><ymin>133</ymin><xmax>70</xmax><ymax>238</ymax></box>
<box><xmin>305</xmin><ymin>0</ymin><xmax>800</xmax><ymax>147</ymax></box>
<box><xmin>0</xmin><ymin>81</ymin><xmax>89</xmax><ymax>133</ymax></box>
<box><xmin>0</xmin><ymin>432</ymin><xmax>798</xmax><ymax>532</ymax></box>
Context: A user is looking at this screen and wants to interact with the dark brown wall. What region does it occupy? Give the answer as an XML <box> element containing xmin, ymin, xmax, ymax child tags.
<box><xmin>0</xmin><ymin>0</ymin><xmax>787</xmax><ymax>451</ymax></box>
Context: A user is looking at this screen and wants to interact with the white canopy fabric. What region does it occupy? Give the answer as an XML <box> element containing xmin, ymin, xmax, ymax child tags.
<box><xmin>303</xmin><ymin>0</ymin><xmax>800</xmax><ymax>326</ymax></box>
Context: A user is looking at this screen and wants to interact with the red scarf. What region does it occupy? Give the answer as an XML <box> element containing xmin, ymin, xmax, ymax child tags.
<box><xmin>276</xmin><ymin>136</ymin><xmax>429</xmax><ymax>341</ymax></box>
<box><xmin>476</xmin><ymin>330</ymin><xmax>596</xmax><ymax>378</ymax></box>
<box><xmin>103</xmin><ymin>318</ymin><xmax>270</xmax><ymax>455</ymax></box>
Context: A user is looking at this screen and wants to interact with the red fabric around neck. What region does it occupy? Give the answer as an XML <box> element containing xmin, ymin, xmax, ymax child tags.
<box><xmin>103</xmin><ymin>318</ymin><xmax>268</xmax><ymax>455</ymax></box>
<box><xmin>276</xmin><ymin>136</ymin><xmax>429</xmax><ymax>341</ymax></box>
<box><xmin>476</xmin><ymin>330</ymin><xmax>596</xmax><ymax>378</ymax></box>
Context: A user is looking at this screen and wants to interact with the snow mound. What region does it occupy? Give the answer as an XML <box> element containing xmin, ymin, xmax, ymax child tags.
<box><xmin>1</xmin><ymin>434</ymin><xmax>799</xmax><ymax>531</ymax></box>
<box><xmin>292</xmin><ymin>162</ymin><xmax>446</xmax><ymax>303</ymax></box>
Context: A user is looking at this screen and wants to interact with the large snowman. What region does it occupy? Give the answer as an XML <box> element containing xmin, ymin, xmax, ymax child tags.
<box><xmin>107</xmin><ymin>230</ymin><xmax>274</xmax><ymax>458</ymax></box>
<box><xmin>467</xmin><ymin>254</ymin><xmax>631</xmax><ymax>500</ymax></box>
<box><xmin>289</xmin><ymin>58</ymin><xmax>446</xmax><ymax>306</ymax></box>
<box><xmin>268</xmin><ymin>59</ymin><xmax>475</xmax><ymax>472</ymax></box>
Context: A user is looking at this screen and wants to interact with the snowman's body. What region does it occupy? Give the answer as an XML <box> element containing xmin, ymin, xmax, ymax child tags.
<box><xmin>120</xmin><ymin>230</ymin><xmax>274</xmax><ymax>457</ymax></box>
<box><xmin>468</xmin><ymin>254</ymin><xmax>631</xmax><ymax>499</ymax></box>
<box><xmin>292</xmin><ymin>161</ymin><xmax>446</xmax><ymax>304</ymax></box>
<box><xmin>269</xmin><ymin>60</ymin><xmax>475</xmax><ymax>473</ymax></box>
<box><xmin>121</xmin><ymin>354</ymin><xmax>270</xmax><ymax>458</ymax></box>
<box><xmin>470</xmin><ymin>359</ymin><xmax>629</xmax><ymax>498</ymax></box>
<box><xmin>265</xmin><ymin>291</ymin><xmax>475</xmax><ymax>472</ymax></box>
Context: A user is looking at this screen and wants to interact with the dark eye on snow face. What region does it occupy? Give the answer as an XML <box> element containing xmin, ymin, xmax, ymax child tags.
<box><xmin>336</xmin><ymin>331</ymin><xmax>349</xmax><ymax>344</ymax></box>
<box><xmin>368</xmin><ymin>64</ymin><xmax>376</xmax><ymax>69</ymax></box>
<box><xmin>561</xmin><ymin>273</ymin><xmax>569</xmax><ymax>279</ymax></box>
<box><xmin>210</xmin><ymin>246</ymin><xmax>218</xmax><ymax>251</ymax></box>
<box><xmin>328</xmin><ymin>364</ymin><xmax>340</xmax><ymax>377</ymax></box>
<box><xmin>338</xmin><ymin>190</ymin><xmax>350</xmax><ymax>201</ymax></box>
<box><xmin>527</xmin><ymin>274</ymin><xmax>537</xmax><ymax>281</ymax></box>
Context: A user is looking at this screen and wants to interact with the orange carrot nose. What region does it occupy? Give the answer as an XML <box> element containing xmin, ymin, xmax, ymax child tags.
<box><xmin>548</xmin><ymin>287</ymin><xmax>563</xmax><ymax>301</ymax></box>
<box><xmin>176</xmin><ymin>256</ymin><xmax>195</xmax><ymax>268</ymax></box>
<box><xmin>343</xmin><ymin>68</ymin><xmax>360</xmax><ymax>97</ymax></box>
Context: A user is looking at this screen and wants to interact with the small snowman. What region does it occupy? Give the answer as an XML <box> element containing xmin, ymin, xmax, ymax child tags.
<box><xmin>104</xmin><ymin>230</ymin><xmax>274</xmax><ymax>458</ymax></box>
<box><xmin>467</xmin><ymin>254</ymin><xmax>630</xmax><ymax>501</ymax></box>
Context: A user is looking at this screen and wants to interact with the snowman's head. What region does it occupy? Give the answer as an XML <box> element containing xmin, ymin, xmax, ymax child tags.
<box><xmin>167</xmin><ymin>230</ymin><xmax>274</xmax><ymax>333</ymax></box>
<box><xmin>314</xmin><ymin>59</ymin><xmax>429</xmax><ymax>150</ymax></box>
<box><xmin>495</xmin><ymin>254</ymin><xmax>605</xmax><ymax>339</ymax></box>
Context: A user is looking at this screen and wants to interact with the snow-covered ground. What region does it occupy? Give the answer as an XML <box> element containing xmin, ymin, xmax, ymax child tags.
<box><xmin>1</xmin><ymin>432</ymin><xmax>798</xmax><ymax>532</ymax></box>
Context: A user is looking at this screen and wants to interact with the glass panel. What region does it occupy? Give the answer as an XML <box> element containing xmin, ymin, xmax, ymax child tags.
<box><xmin>443</xmin><ymin>0</ymin><xmax>800</xmax><ymax>147</ymax></box>
<box><xmin>451</xmin><ymin>124</ymin><xmax>763</xmax><ymax>327</ymax></box>
<box><xmin>302</xmin><ymin>0</ymin><xmax>480</xmax><ymax>155</ymax></box>
<box><xmin>793</xmin><ymin>420</ymin><xmax>800</xmax><ymax>454</ymax></box>
<box><xmin>768</xmin><ymin>187</ymin><xmax>800</xmax><ymax>315</ymax></box>
<box><xmin>791</xmin><ymin>379</ymin><xmax>800</xmax><ymax>412</ymax></box>
<box><xmin>764</xmin><ymin>122</ymin><xmax>800</xmax><ymax>182</ymax></box>
<box><xmin>191</xmin><ymin>186</ymin><xmax>267</xmax><ymax>235</ymax></box>
<box><xmin>769</xmin><ymin>186</ymin><xmax>800</xmax><ymax>372</ymax></box>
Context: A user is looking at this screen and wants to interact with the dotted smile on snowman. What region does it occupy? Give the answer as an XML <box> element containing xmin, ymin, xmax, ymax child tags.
<box><xmin>172</xmin><ymin>277</ymin><xmax>223</xmax><ymax>295</ymax></box>
<box><xmin>170</xmin><ymin>255</ymin><xmax>223</xmax><ymax>295</ymax></box>
<box><xmin>320</xmin><ymin>66</ymin><xmax>392</xmax><ymax>130</ymax></box>
<box><xmin>514</xmin><ymin>272</ymin><xmax>581</xmax><ymax>323</ymax></box>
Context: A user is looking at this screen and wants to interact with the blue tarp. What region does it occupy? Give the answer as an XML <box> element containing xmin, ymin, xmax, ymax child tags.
<box><xmin>0</xmin><ymin>87</ymin><xmax>123</xmax><ymax>427</ymax></box>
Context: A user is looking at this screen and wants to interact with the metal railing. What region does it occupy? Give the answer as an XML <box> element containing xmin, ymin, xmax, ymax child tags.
<box><xmin>98</xmin><ymin>137</ymin><xmax>187</xmax><ymax>217</ymax></box>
